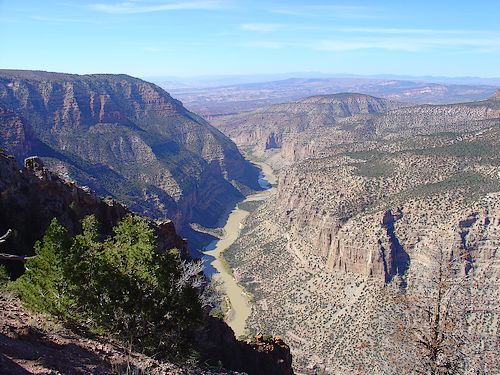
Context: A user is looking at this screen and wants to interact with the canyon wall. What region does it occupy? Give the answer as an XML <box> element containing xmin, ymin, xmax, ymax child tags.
<box><xmin>213</xmin><ymin>94</ymin><xmax>395</xmax><ymax>155</ymax></box>
<box><xmin>0</xmin><ymin>70</ymin><xmax>260</xmax><ymax>244</ymax></box>
<box><xmin>214</xmin><ymin>94</ymin><xmax>500</xmax><ymax>169</ymax></box>
<box><xmin>224</xmin><ymin>123</ymin><xmax>499</xmax><ymax>372</ymax></box>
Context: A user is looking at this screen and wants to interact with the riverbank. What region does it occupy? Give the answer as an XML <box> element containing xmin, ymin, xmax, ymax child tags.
<box><xmin>202</xmin><ymin>160</ymin><xmax>276</xmax><ymax>337</ymax></box>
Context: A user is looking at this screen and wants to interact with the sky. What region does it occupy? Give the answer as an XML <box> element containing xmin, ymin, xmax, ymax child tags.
<box><xmin>1</xmin><ymin>0</ymin><xmax>499</xmax><ymax>78</ymax></box>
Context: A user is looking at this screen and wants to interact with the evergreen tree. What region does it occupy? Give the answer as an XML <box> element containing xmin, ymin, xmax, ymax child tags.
<box><xmin>13</xmin><ymin>219</ymin><xmax>74</xmax><ymax>316</ymax></box>
<box><xmin>13</xmin><ymin>214</ymin><xmax>204</xmax><ymax>361</ymax></box>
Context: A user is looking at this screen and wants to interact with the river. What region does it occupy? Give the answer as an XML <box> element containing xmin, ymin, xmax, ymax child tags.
<box><xmin>202</xmin><ymin>160</ymin><xmax>276</xmax><ymax>337</ymax></box>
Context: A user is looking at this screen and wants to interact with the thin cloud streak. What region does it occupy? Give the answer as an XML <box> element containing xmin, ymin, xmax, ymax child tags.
<box><xmin>315</xmin><ymin>36</ymin><xmax>500</xmax><ymax>52</ymax></box>
<box><xmin>270</xmin><ymin>4</ymin><xmax>377</xmax><ymax>18</ymax></box>
<box><xmin>336</xmin><ymin>27</ymin><xmax>497</xmax><ymax>35</ymax></box>
<box><xmin>31</xmin><ymin>15</ymin><xmax>101</xmax><ymax>24</ymax></box>
<box><xmin>241</xmin><ymin>23</ymin><xmax>284</xmax><ymax>32</ymax></box>
<box><xmin>89</xmin><ymin>1</ymin><xmax>223</xmax><ymax>14</ymax></box>
<box><xmin>239</xmin><ymin>23</ymin><xmax>498</xmax><ymax>36</ymax></box>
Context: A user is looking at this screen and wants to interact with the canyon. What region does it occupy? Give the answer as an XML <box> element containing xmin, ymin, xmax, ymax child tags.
<box><xmin>1</xmin><ymin>68</ymin><xmax>499</xmax><ymax>374</ymax></box>
<box><xmin>0</xmin><ymin>70</ymin><xmax>260</xmax><ymax>248</ymax></box>
<box><xmin>217</xmin><ymin>93</ymin><xmax>500</xmax><ymax>373</ymax></box>
<box><xmin>0</xmin><ymin>151</ymin><xmax>293</xmax><ymax>375</ymax></box>
<box><xmin>202</xmin><ymin>160</ymin><xmax>276</xmax><ymax>338</ymax></box>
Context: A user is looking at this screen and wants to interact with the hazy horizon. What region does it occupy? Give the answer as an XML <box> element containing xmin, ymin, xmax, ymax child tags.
<box><xmin>1</xmin><ymin>0</ymin><xmax>499</xmax><ymax>78</ymax></box>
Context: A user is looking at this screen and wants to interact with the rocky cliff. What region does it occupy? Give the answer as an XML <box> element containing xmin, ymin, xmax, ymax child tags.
<box><xmin>0</xmin><ymin>70</ymin><xmax>260</xmax><ymax>246</ymax></box>
<box><xmin>223</xmin><ymin>124</ymin><xmax>499</xmax><ymax>372</ymax></box>
<box><xmin>214</xmin><ymin>94</ymin><xmax>500</xmax><ymax>170</ymax></box>
<box><xmin>0</xmin><ymin>152</ymin><xmax>187</xmax><ymax>275</ymax></box>
<box><xmin>213</xmin><ymin>93</ymin><xmax>396</xmax><ymax>156</ymax></box>
<box><xmin>0</xmin><ymin>104</ymin><xmax>34</xmax><ymax>162</ymax></box>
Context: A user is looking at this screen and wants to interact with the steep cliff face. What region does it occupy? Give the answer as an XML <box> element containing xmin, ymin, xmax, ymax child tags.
<box><xmin>224</xmin><ymin>126</ymin><xmax>499</xmax><ymax>372</ymax></box>
<box><xmin>213</xmin><ymin>93</ymin><xmax>395</xmax><ymax>155</ymax></box>
<box><xmin>272</xmin><ymin>127</ymin><xmax>499</xmax><ymax>280</ymax></box>
<box><xmin>0</xmin><ymin>104</ymin><xmax>34</xmax><ymax>161</ymax></box>
<box><xmin>0</xmin><ymin>153</ymin><xmax>187</xmax><ymax>269</ymax></box>
<box><xmin>214</xmin><ymin>94</ymin><xmax>499</xmax><ymax>169</ymax></box>
<box><xmin>0</xmin><ymin>70</ymin><xmax>259</xmax><ymax>243</ymax></box>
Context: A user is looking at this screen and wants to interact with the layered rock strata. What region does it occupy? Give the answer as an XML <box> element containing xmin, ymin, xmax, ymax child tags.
<box><xmin>214</xmin><ymin>94</ymin><xmax>500</xmax><ymax>169</ymax></box>
<box><xmin>213</xmin><ymin>93</ymin><xmax>395</xmax><ymax>157</ymax></box>
<box><xmin>0</xmin><ymin>70</ymin><xmax>259</xmax><ymax>244</ymax></box>
<box><xmin>224</xmin><ymin>126</ymin><xmax>500</xmax><ymax>373</ymax></box>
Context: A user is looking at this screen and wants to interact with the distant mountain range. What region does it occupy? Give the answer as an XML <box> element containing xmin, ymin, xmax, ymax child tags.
<box><xmin>156</xmin><ymin>76</ymin><xmax>498</xmax><ymax>117</ymax></box>
<box><xmin>145</xmin><ymin>72</ymin><xmax>500</xmax><ymax>89</ymax></box>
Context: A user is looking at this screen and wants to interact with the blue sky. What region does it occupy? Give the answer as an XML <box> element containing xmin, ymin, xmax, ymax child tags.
<box><xmin>1</xmin><ymin>0</ymin><xmax>499</xmax><ymax>77</ymax></box>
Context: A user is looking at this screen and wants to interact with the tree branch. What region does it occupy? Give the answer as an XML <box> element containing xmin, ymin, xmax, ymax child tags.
<box><xmin>0</xmin><ymin>229</ymin><xmax>12</xmax><ymax>243</ymax></box>
<box><xmin>0</xmin><ymin>253</ymin><xmax>34</xmax><ymax>263</ymax></box>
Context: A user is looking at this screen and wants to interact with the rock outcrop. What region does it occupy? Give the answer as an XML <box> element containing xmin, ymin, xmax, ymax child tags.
<box><xmin>0</xmin><ymin>70</ymin><xmax>260</xmax><ymax>246</ymax></box>
<box><xmin>0</xmin><ymin>152</ymin><xmax>187</xmax><ymax>275</ymax></box>
<box><xmin>197</xmin><ymin>317</ymin><xmax>293</xmax><ymax>375</ymax></box>
<box><xmin>223</xmin><ymin>124</ymin><xmax>499</xmax><ymax>372</ymax></box>
<box><xmin>213</xmin><ymin>93</ymin><xmax>396</xmax><ymax>157</ymax></box>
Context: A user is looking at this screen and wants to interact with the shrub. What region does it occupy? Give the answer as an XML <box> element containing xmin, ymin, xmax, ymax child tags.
<box><xmin>12</xmin><ymin>219</ymin><xmax>75</xmax><ymax>317</ymax></box>
<box><xmin>13</xmin><ymin>215</ymin><xmax>204</xmax><ymax>362</ymax></box>
<box><xmin>0</xmin><ymin>264</ymin><xmax>10</xmax><ymax>289</ymax></box>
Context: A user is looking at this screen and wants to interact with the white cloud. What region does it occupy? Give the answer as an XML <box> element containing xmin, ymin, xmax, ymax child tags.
<box><xmin>270</xmin><ymin>5</ymin><xmax>376</xmax><ymax>18</ymax></box>
<box><xmin>245</xmin><ymin>41</ymin><xmax>285</xmax><ymax>49</ymax></box>
<box><xmin>335</xmin><ymin>27</ymin><xmax>495</xmax><ymax>36</ymax></box>
<box><xmin>31</xmin><ymin>15</ymin><xmax>100</xmax><ymax>24</ymax></box>
<box><xmin>89</xmin><ymin>1</ymin><xmax>222</xmax><ymax>14</ymax></box>
<box><xmin>240</xmin><ymin>23</ymin><xmax>283</xmax><ymax>33</ymax></box>
<box><xmin>315</xmin><ymin>35</ymin><xmax>500</xmax><ymax>52</ymax></box>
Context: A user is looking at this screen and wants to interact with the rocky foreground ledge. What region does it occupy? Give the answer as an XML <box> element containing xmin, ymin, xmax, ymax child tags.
<box><xmin>0</xmin><ymin>151</ymin><xmax>295</xmax><ymax>374</ymax></box>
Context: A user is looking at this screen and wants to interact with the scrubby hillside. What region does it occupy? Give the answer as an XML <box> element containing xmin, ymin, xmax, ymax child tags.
<box><xmin>0</xmin><ymin>152</ymin><xmax>294</xmax><ymax>375</ymax></box>
<box><xmin>0</xmin><ymin>70</ymin><xmax>260</xmax><ymax>244</ymax></box>
<box><xmin>223</xmin><ymin>110</ymin><xmax>499</xmax><ymax>373</ymax></box>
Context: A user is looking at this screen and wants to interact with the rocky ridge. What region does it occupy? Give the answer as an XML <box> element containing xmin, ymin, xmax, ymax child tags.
<box><xmin>214</xmin><ymin>94</ymin><xmax>500</xmax><ymax>170</ymax></box>
<box><xmin>0</xmin><ymin>70</ymin><xmax>260</xmax><ymax>245</ymax></box>
<box><xmin>213</xmin><ymin>94</ymin><xmax>397</xmax><ymax>156</ymax></box>
<box><xmin>0</xmin><ymin>152</ymin><xmax>186</xmax><ymax>276</ymax></box>
<box><xmin>223</xmin><ymin>118</ymin><xmax>499</xmax><ymax>372</ymax></box>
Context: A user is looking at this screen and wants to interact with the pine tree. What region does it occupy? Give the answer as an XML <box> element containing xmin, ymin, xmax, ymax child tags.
<box><xmin>13</xmin><ymin>218</ymin><xmax>74</xmax><ymax>316</ymax></box>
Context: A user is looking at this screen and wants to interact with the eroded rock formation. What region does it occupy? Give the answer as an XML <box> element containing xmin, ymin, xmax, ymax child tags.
<box><xmin>223</xmin><ymin>123</ymin><xmax>499</xmax><ymax>373</ymax></box>
<box><xmin>214</xmin><ymin>94</ymin><xmax>500</xmax><ymax>170</ymax></box>
<box><xmin>0</xmin><ymin>153</ymin><xmax>187</xmax><ymax>271</ymax></box>
<box><xmin>0</xmin><ymin>70</ymin><xmax>260</xmax><ymax>245</ymax></box>
<box><xmin>213</xmin><ymin>93</ymin><xmax>396</xmax><ymax>157</ymax></box>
